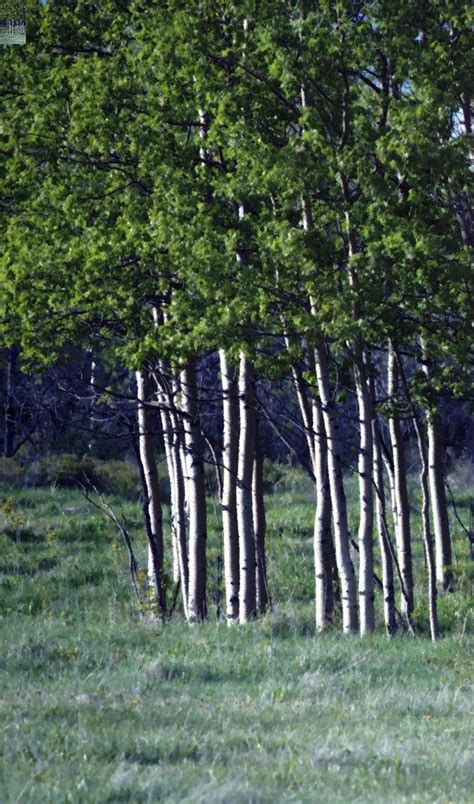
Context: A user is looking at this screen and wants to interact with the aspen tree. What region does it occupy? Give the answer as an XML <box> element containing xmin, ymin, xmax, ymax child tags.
<box><xmin>219</xmin><ymin>350</ymin><xmax>240</xmax><ymax>623</ymax></box>
<box><xmin>180</xmin><ymin>364</ymin><xmax>207</xmax><ymax>622</ymax></box>
<box><xmin>135</xmin><ymin>368</ymin><xmax>166</xmax><ymax>617</ymax></box>
<box><xmin>237</xmin><ymin>354</ymin><xmax>257</xmax><ymax>623</ymax></box>
<box><xmin>387</xmin><ymin>344</ymin><xmax>414</xmax><ymax>620</ymax></box>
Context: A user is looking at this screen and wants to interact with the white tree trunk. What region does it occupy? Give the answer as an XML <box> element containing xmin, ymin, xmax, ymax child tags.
<box><xmin>420</xmin><ymin>340</ymin><xmax>452</xmax><ymax>589</ymax></box>
<box><xmin>155</xmin><ymin>367</ymin><xmax>189</xmax><ymax>619</ymax></box>
<box><xmin>159</xmin><ymin>402</ymin><xmax>180</xmax><ymax>584</ymax></box>
<box><xmin>413</xmin><ymin>416</ymin><xmax>440</xmax><ymax>641</ymax></box>
<box><xmin>253</xmin><ymin>418</ymin><xmax>268</xmax><ymax>614</ymax></box>
<box><xmin>180</xmin><ymin>363</ymin><xmax>207</xmax><ymax>622</ymax></box>
<box><xmin>372</xmin><ymin>414</ymin><xmax>397</xmax><ymax>636</ymax></box>
<box><xmin>387</xmin><ymin>344</ymin><xmax>414</xmax><ymax>619</ymax></box>
<box><xmin>312</xmin><ymin>396</ymin><xmax>336</xmax><ymax>631</ymax></box>
<box><xmin>314</xmin><ymin>342</ymin><xmax>358</xmax><ymax>634</ymax></box>
<box><xmin>237</xmin><ymin>353</ymin><xmax>257</xmax><ymax>623</ymax></box>
<box><xmin>353</xmin><ymin>347</ymin><xmax>375</xmax><ymax>634</ymax></box>
<box><xmin>136</xmin><ymin>368</ymin><xmax>165</xmax><ymax>616</ymax></box>
<box><xmin>426</xmin><ymin>411</ymin><xmax>452</xmax><ymax>589</ymax></box>
<box><xmin>219</xmin><ymin>350</ymin><xmax>240</xmax><ymax>623</ymax></box>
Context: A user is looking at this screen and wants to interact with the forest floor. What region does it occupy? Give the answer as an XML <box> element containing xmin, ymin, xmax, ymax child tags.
<box><xmin>0</xmin><ymin>468</ymin><xmax>472</xmax><ymax>802</ymax></box>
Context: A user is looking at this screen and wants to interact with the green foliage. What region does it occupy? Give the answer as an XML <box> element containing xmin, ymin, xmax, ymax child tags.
<box><xmin>0</xmin><ymin>0</ymin><xmax>25</xmax><ymax>18</ymax></box>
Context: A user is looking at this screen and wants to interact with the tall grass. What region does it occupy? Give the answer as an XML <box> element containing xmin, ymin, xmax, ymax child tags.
<box><xmin>0</xmin><ymin>471</ymin><xmax>472</xmax><ymax>802</ymax></box>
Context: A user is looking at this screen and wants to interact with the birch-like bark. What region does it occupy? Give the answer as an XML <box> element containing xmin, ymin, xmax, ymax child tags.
<box><xmin>155</xmin><ymin>367</ymin><xmax>189</xmax><ymax>618</ymax></box>
<box><xmin>158</xmin><ymin>400</ymin><xmax>180</xmax><ymax>584</ymax></box>
<box><xmin>180</xmin><ymin>363</ymin><xmax>207</xmax><ymax>622</ymax></box>
<box><xmin>314</xmin><ymin>341</ymin><xmax>358</xmax><ymax>634</ymax></box>
<box><xmin>288</xmin><ymin>352</ymin><xmax>335</xmax><ymax>630</ymax></box>
<box><xmin>353</xmin><ymin>347</ymin><xmax>375</xmax><ymax>634</ymax></box>
<box><xmin>413</xmin><ymin>414</ymin><xmax>440</xmax><ymax>641</ymax></box>
<box><xmin>170</xmin><ymin>410</ymin><xmax>189</xmax><ymax>616</ymax></box>
<box><xmin>136</xmin><ymin>368</ymin><xmax>165</xmax><ymax>616</ymax></box>
<box><xmin>219</xmin><ymin>350</ymin><xmax>240</xmax><ymax>623</ymax></box>
<box><xmin>372</xmin><ymin>413</ymin><xmax>397</xmax><ymax>636</ymax></box>
<box><xmin>421</xmin><ymin>341</ymin><xmax>452</xmax><ymax>589</ymax></box>
<box><xmin>387</xmin><ymin>344</ymin><xmax>414</xmax><ymax>619</ymax></box>
<box><xmin>292</xmin><ymin>191</ymin><xmax>337</xmax><ymax>630</ymax></box>
<box><xmin>253</xmin><ymin>417</ymin><xmax>269</xmax><ymax>614</ymax></box>
<box><xmin>237</xmin><ymin>353</ymin><xmax>257</xmax><ymax>623</ymax></box>
<box><xmin>426</xmin><ymin>410</ymin><xmax>452</xmax><ymax>589</ymax></box>
<box><xmin>312</xmin><ymin>395</ymin><xmax>336</xmax><ymax>630</ymax></box>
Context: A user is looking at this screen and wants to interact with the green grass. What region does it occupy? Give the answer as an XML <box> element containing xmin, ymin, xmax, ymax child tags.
<box><xmin>0</xmin><ymin>31</ymin><xmax>25</xmax><ymax>45</ymax></box>
<box><xmin>0</xmin><ymin>476</ymin><xmax>473</xmax><ymax>802</ymax></box>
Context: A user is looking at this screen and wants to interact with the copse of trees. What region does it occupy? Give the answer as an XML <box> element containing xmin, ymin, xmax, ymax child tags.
<box><xmin>1</xmin><ymin>0</ymin><xmax>472</xmax><ymax>639</ymax></box>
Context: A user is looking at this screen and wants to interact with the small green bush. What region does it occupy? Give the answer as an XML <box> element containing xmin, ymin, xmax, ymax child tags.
<box><xmin>22</xmin><ymin>454</ymin><xmax>101</xmax><ymax>489</ymax></box>
<box><xmin>0</xmin><ymin>456</ymin><xmax>23</xmax><ymax>486</ymax></box>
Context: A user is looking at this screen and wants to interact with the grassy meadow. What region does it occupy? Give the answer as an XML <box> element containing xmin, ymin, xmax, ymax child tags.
<box><xmin>0</xmin><ymin>463</ymin><xmax>472</xmax><ymax>802</ymax></box>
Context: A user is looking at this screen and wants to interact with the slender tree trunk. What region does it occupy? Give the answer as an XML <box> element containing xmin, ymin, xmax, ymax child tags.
<box><xmin>353</xmin><ymin>347</ymin><xmax>375</xmax><ymax>634</ymax></box>
<box><xmin>426</xmin><ymin>411</ymin><xmax>452</xmax><ymax>589</ymax></box>
<box><xmin>420</xmin><ymin>340</ymin><xmax>452</xmax><ymax>589</ymax></box>
<box><xmin>413</xmin><ymin>416</ymin><xmax>440</xmax><ymax>641</ymax></box>
<box><xmin>169</xmin><ymin>410</ymin><xmax>189</xmax><ymax>617</ymax></box>
<box><xmin>159</xmin><ymin>401</ymin><xmax>180</xmax><ymax>584</ymax></box>
<box><xmin>237</xmin><ymin>353</ymin><xmax>257</xmax><ymax>623</ymax></box>
<box><xmin>372</xmin><ymin>412</ymin><xmax>397</xmax><ymax>636</ymax></box>
<box><xmin>154</xmin><ymin>366</ymin><xmax>189</xmax><ymax>617</ymax></box>
<box><xmin>4</xmin><ymin>345</ymin><xmax>18</xmax><ymax>458</ymax></box>
<box><xmin>219</xmin><ymin>350</ymin><xmax>240</xmax><ymax>623</ymax></box>
<box><xmin>136</xmin><ymin>368</ymin><xmax>166</xmax><ymax>616</ymax></box>
<box><xmin>180</xmin><ymin>363</ymin><xmax>207</xmax><ymax>622</ymax></box>
<box><xmin>290</xmin><ymin>361</ymin><xmax>316</xmax><ymax>473</ymax></box>
<box><xmin>312</xmin><ymin>396</ymin><xmax>336</xmax><ymax>630</ymax></box>
<box><xmin>253</xmin><ymin>416</ymin><xmax>269</xmax><ymax>614</ymax></box>
<box><xmin>387</xmin><ymin>344</ymin><xmax>414</xmax><ymax>619</ymax></box>
<box><xmin>314</xmin><ymin>341</ymin><xmax>358</xmax><ymax>634</ymax></box>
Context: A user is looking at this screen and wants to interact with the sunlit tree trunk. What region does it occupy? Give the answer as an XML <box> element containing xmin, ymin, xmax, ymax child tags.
<box><xmin>180</xmin><ymin>363</ymin><xmax>207</xmax><ymax>622</ymax></box>
<box><xmin>387</xmin><ymin>344</ymin><xmax>413</xmax><ymax>620</ymax></box>
<box><xmin>372</xmin><ymin>408</ymin><xmax>397</xmax><ymax>636</ymax></box>
<box><xmin>396</xmin><ymin>354</ymin><xmax>439</xmax><ymax>641</ymax></box>
<box><xmin>413</xmin><ymin>415</ymin><xmax>440</xmax><ymax>641</ymax></box>
<box><xmin>237</xmin><ymin>353</ymin><xmax>257</xmax><ymax>623</ymax></box>
<box><xmin>426</xmin><ymin>410</ymin><xmax>452</xmax><ymax>589</ymax></box>
<box><xmin>136</xmin><ymin>368</ymin><xmax>165</xmax><ymax>617</ymax></box>
<box><xmin>169</xmin><ymin>407</ymin><xmax>189</xmax><ymax>618</ymax></box>
<box><xmin>219</xmin><ymin>350</ymin><xmax>240</xmax><ymax>623</ymax></box>
<box><xmin>314</xmin><ymin>341</ymin><xmax>358</xmax><ymax>634</ymax></box>
<box><xmin>155</xmin><ymin>366</ymin><xmax>189</xmax><ymax>618</ymax></box>
<box><xmin>312</xmin><ymin>396</ymin><xmax>336</xmax><ymax>630</ymax></box>
<box><xmin>420</xmin><ymin>340</ymin><xmax>452</xmax><ymax>589</ymax></box>
<box><xmin>253</xmin><ymin>417</ymin><xmax>268</xmax><ymax>614</ymax></box>
<box><xmin>159</xmin><ymin>400</ymin><xmax>180</xmax><ymax>584</ymax></box>
<box><xmin>353</xmin><ymin>347</ymin><xmax>375</xmax><ymax>634</ymax></box>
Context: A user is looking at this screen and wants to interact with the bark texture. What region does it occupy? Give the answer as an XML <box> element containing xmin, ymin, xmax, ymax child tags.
<box><xmin>237</xmin><ymin>353</ymin><xmax>257</xmax><ymax>623</ymax></box>
<box><xmin>387</xmin><ymin>345</ymin><xmax>414</xmax><ymax>619</ymax></box>
<box><xmin>314</xmin><ymin>342</ymin><xmax>358</xmax><ymax>634</ymax></box>
<box><xmin>372</xmin><ymin>414</ymin><xmax>397</xmax><ymax>636</ymax></box>
<box><xmin>136</xmin><ymin>368</ymin><xmax>165</xmax><ymax>616</ymax></box>
<box><xmin>253</xmin><ymin>417</ymin><xmax>269</xmax><ymax>614</ymax></box>
<box><xmin>219</xmin><ymin>350</ymin><xmax>240</xmax><ymax>623</ymax></box>
<box><xmin>180</xmin><ymin>363</ymin><xmax>207</xmax><ymax>622</ymax></box>
<box><xmin>426</xmin><ymin>411</ymin><xmax>452</xmax><ymax>589</ymax></box>
<box><xmin>353</xmin><ymin>348</ymin><xmax>375</xmax><ymax>634</ymax></box>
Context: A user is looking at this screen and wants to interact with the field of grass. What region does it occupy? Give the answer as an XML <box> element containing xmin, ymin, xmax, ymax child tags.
<box><xmin>0</xmin><ymin>31</ymin><xmax>25</xmax><ymax>45</ymax></box>
<box><xmin>0</xmin><ymin>470</ymin><xmax>472</xmax><ymax>802</ymax></box>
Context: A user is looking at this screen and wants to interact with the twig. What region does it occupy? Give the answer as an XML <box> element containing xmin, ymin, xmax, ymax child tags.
<box><xmin>79</xmin><ymin>481</ymin><xmax>142</xmax><ymax>607</ymax></box>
